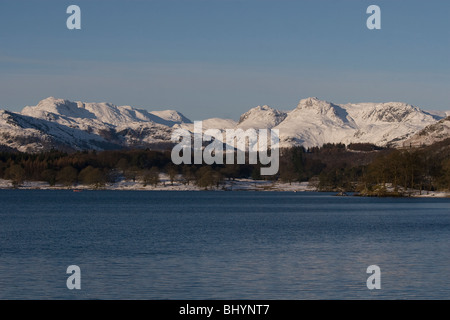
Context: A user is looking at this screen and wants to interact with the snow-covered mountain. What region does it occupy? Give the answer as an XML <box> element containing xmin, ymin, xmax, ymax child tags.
<box><xmin>0</xmin><ymin>96</ymin><xmax>448</xmax><ymax>152</ymax></box>
<box><xmin>21</xmin><ymin>97</ymin><xmax>190</xmax><ymax>127</ymax></box>
<box><xmin>237</xmin><ymin>105</ymin><xmax>287</xmax><ymax>130</ymax></box>
<box><xmin>273</xmin><ymin>97</ymin><xmax>358</xmax><ymax>148</ymax></box>
<box><xmin>269</xmin><ymin>98</ymin><xmax>440</xmax><ymax>148</ymax></box>
<box><xmin>0</xmin><ymin>109</ymin><xmax>119</xmax><ymax>153</ymax></box>
<box><xmin>177</xmin><ymin>118</ymin><xmax>237</xmax><ymax>132</ymax></box>
<box><xmin>232</xmin><ymin>97</ymin><xmax>442</xmax><ymax>149</ymax></box>
<box><xmin>401</xmin><ymin>116</ymin><xmax>450</xmax><ymax>147</ymax></box>
<box><xmin>427</xmin><ymin>110</ymin><xmax>450</xmax><ymax>118</ymax></box>
<box><xmin>1</xmin><ymin>97</ymin><xmax>191</xmax><ymax>152</ymax></box>
<box><xmin>149</xmin><ymin>109</ymin><xmax>192</xmax><ymax>126</ymax></box>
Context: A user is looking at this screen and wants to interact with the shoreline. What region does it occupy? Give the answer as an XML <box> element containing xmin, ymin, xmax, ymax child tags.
<box><xmin>0</xmin><ymin>178</ymin><xmax>317</xmax><ymax>192</ymax></box>
<box><xmin>1</xmin><ymin>178</ymin><xmax>449</xmax><ymax>198</ymax></box>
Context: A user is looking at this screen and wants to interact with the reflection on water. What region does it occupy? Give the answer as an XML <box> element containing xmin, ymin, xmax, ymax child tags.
<box><xmin>0</xmin><ymin>190</ymin><xmax>449</xmax><ymax>299</ymax></box>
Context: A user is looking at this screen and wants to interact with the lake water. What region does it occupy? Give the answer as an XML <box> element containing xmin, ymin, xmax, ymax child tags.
<box><xmin>0</xmin><ymin>190</ymin><xmax>449</xmax><ymax>300</ymax></box>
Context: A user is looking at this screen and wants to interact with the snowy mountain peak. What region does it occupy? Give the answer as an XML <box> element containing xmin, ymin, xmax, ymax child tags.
<box><xmin>295</xmin><ymin>97</ymin><xmax>346</xmax><ymax>118</ymax></box>
<box><xmin>0</xmin><ymin>96</ymin><xmax>448</xmax><ymax>153</ymax></box>
<box><xmin>149</xmin><ymin>110</ymin><xmax>192</xmax><ymax>125</ymax></box>
<box><xmin>298</xmin><ymin>96</ymin><xmax>320</xmax><ymax>104</ymax></box>
<box><xmin>291</xmin><ymin>97</ymin><xmax>352</xmax><ymax>126</ymax></box>
<box><xmin>297</xmin><ymin>97</ymin><xmax>329</xmax><ymax>109</ymax></box>
<box><xmin>22</xmin><ymin>97</ymin><xmax>96</xmax><ymax>120</ymax></box>
<box><xmin>20</xmin><ymin>97</ymin><xmax>193</xmax><ymax>128</ymax></box>
<box><xmin>363</xmin><ymin>102</ymin><xmax>425</xmax><ymax>123</ymax></box>
<box><xmin>254</xmin><ymin>105</ymin><xmax>272</xmax><ymax>111</ymax></box>
<box><xmin>237</xmin><ymin>105</ymin><xmax>287</xmax><ymax>129</ymax></box>
<box><xmin>37</xmin><ymin>96</ymin><xmax>67</xmax><ymax>107</ymax></box>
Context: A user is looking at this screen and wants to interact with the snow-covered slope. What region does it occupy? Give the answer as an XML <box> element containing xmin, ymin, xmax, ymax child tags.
<box><xmin>427</xmin><ymin>110</ymin><xmax>450</xmax><ymax>118</ymax></box>
<box><xmin>0</xmin><ymin>109</ymin><xmax>120</xmax><ymax>152</ymax></box>
<box><xmin>0</xmin><ymin>96</ymin><xmax>447</xmax><ymax>152</ymax></box>
<box><xmin>177</xmin><ymin>118</ymin><xmax>237</xmax><ymax>132</ymax></box>
<box><xmin>268</xmin><ymin>98</ymin><xmax>441</xmax><ymax>148</ymax></box>
<box><xmin>150</xmin><ymin>110</ymin><xmax>192</xmax><ymax>126</ymax></box>
<box><xmin>273</xmin><ymin>97</ymin><xmax>358</xmax><ymax>148</ymax></box>
<box><xmin>237</xmin><ymin>105</ymin><xmax>287</xmax><ymax>130</ymax></box>
<box><xmin>342</xmin><ymin>101</ymin><xmax>441</xmax><ymax>147</ymax></box>
<box><xmin>21</xmin><ymin>97</ymin><xmax>191</xmax><ymax>127</ymax></box>
<box><xmin>1</xmin><ymin>97</ymin><xmax>185</xmax><ymax>152</ymax></box>
<box><xmin>401</xmin><ymin>116</ymin><xmax>450</xmax><ymax>147</ymax></box>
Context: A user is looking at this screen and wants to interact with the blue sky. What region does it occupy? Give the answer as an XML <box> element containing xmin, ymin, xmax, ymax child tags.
<box><xmin>1</xmin><ymin>0</ymin><xmax>449</xmax><ymax>120</ymax></box>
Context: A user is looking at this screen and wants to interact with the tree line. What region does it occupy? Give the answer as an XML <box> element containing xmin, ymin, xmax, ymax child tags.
<box><xmin>0</xmin><ymin>139</ymin><xmax>449</xmax><ymax>194</ymax></box>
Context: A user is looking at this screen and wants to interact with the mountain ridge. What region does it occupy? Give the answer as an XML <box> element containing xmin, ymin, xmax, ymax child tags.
<box><xmin>0</xmin><ymin>96</ymin><xmax>448</xmax><ymax>152</ymax></box>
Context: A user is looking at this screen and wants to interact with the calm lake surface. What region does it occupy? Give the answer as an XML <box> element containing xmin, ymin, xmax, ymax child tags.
<box><xmin>0</xmin><ymin>190</ymin><xmax>449</xmax><ymax>299</ymax></box>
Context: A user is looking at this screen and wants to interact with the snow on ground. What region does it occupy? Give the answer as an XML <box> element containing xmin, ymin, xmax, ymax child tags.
<box><xmin>1</xmin><ymin>177</ymin><xmax>448</xmax><ymax>197</ymax></box>
<box><xmin>415</xmin><ymin>191</ymin><xmax>450</xmax><ymax>198</ymax></box>
<box><xmin>0</xmin><ymin>177</ymin><xmax>317</xmax><ymax>192</ymax></box>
